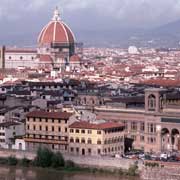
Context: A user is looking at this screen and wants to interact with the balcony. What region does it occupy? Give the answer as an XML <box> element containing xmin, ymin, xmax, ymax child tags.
<box><xmin>24</xmin><ymin>138</ymin><xmax>68</xmax><ymax>145</ymax></box>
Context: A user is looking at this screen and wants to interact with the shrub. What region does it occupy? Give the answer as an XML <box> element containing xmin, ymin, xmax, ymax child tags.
<box><xmin>127</xmin><ymin>164</ymin><xmax>138</xmax><ymax>176</ymax></box>
<box><xmin>7</xmin><ymin>156</ymin><xmax>18</xmax><ymax>166</ymax></box>
<box><xmin>0</xmin><ymin>157</ymin><xmax>8</xmax><ymax>165</ymax></box>
<box><xmin>118</xmin><ymin>168</ymin><xmax>124</xmax><ymax>175</ymax></box>
<box><xmin>65</xmin><ymin>160</ymin><xmax>75</xmax><ymax>168</ymax></box>
<box><xmin>34</xmin><ymin>147</ymin><xmax>54</xmax><ymax>167</ymax></box>
<box><xmin>51</xmin><ymin>152</ymin><xmax>65</xmax><ymax>168</ymax></box>
<box><xmin>20</xmin><ymin>157</ymin><xmax>31</xmax><ymax>167</ymax></box>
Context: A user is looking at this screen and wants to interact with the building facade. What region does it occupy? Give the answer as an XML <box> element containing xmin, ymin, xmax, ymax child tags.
<box><xmin>1</xmin><ymin>7</ymin><xmax>82</xmax><ymax>71</ymax></box>
<box><xmin>76</xmin><ymin>88</ymin><xmax>180</xmax><ymax>153</ymax></box>
<box><xmin>24</xmin><ymin>110</ymin><xmax>72</xmax><ymax>152</ymax></box>
<box><xmin>68</xmin><ymin>121</ymin><xmax>124</xmax><ymax>156</ymax></box>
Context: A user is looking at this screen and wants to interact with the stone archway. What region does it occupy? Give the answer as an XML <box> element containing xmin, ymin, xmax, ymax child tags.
<box><xmin>161</xmin><ymin>128</ymin><xmax>170</xmax><ymax>151</ymax></box>
<box><xmin>171</xmin><ymin>128</ymin><xmax>180</xmax><ymax>151</ymax></box>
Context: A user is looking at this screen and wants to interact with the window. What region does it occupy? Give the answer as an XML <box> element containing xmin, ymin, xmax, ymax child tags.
<box><xmin>76</xmin><ymin>148</ymin><xmax>79</xmax><ymax>153</ymax></box>
<box><xmin>52</xmin><ymin>144</ymin><xmax>54</xmax><ymax>149</ymax></box>
<box><xmin>27</xmin><ymin>125</ymin><xmax>29</xmax><ymax>130</ymax></box>
<box><xmin>97</xmin><ymin>130</ymin><xmax>101</xmax><ymax>134</ymax></box>
<box><xmin>88</xmin><ymin>130</ymin><xmax>92</xmax><ymax>134</ymax></box>
<box><xmin>65</xmin><ymin>127</ymin><xmax>67</xmax><ymax>132</ymax></box>
<box><xmin>75</xmin><ymin>138</ymin><xmax>79</xmax><ymax>143</ymax></box>
<box><xmin>33</xmin><ymin>125</ymin><xmax>36</xmax><ymax>131</ymax></box>
<box><xmin>87</xmin><ymin>138</ymin><xmax>92</xmax><ymax>144</ymax></box>
<box><xmin>20</xmin><ymin>56</ymin><xmax>23</xmax><ymax>60</ymax></box>
<box><xmin>104</xmin><ymin>139</ymin><xmax>107</xmax><ymax>144</ymax></box>
<box><xmin>88</xmin><ymin>148</ymin><xmax>91</xmax><ymax>155</ymax></box>
<box><xmin>9</xmin><ymin>56</ymin><xmax>11</xmax><ymax>60</ymax></box>
<box><xmin>70</xmin><ymin>129</ymin><xmax>74</xmax><ymax>133</ymax></box>
<box><xmin>148</xmin><ymin>123</ymin><xmax>156</xmax><ymax>133</ymax></box>
<box><xmin>76</xmin><ymin>129</ymin><xmax>79</xmax><ymax>133</ymax></box>
<box><xmin>39</xmin><ymin>125</ymin><xmax>42</xmax><ymax>131</ymax></box>
<box><xmin>123</xmin><ymin>120</ymin><xmax>128</xmax><ymax>130</ymax></box>
<box><xmin>140</xmin><ymin>122</ymin><xmax>145</xmax><ymax>132</ymax></box>
<box><xmin>97</xmin><ymin>139</ymin><xmax>101</xmax><ymax>144</ymax></box>
<box><xmin>148</xmin><ymin>94</ymin><xmax>156</xmax><ymax>111</ymax></box>
<box><xmin>70</xmin><ymin>147</ymin><xmax>74</xmax><ymax>152</ymax></box>
<box><xmin>81</xmin><ymin>129</ymin><xmax>85</xmax><ymax>134</ymax></box>
<box><xmin>70</xmin><ymin>137</ymin><xmax>74</xmax><ymax>143</ymax></box>
<box><xmin>97</xmin><ymin>149</ymin><xmax>101</xmax><ymax>154</ymax></box>
<box><xmin>52</xmin><ymin>126</ymin><xmax>54</xmax><ymax>131</ymax></box>
<box><xmin>81</xmin><ymin>138</ymin><xmax>85</xmax><ymax>143</ymax></box>
<box><xmin>59</xmin><ymin>127</ymin><xmax>61</xmax><ymax>132</ymax></box>
<box><xmin>46</xmin><ymin>126</ymin><xmax>48</xmax><ymax>131</ymax></box>
<box><xmin>131</xmin><ymin>122</ymin><xmax>137</xmax><ymax>131</ymax></box>
<box><xmin>140</xmin><ymin>136</ymin><xmax>145</xmax><ymax>142</ymax></box>
<box><xmin>131</xmin><ymin>135</ymin><xmax>136</xmax><ymax>141</ymax></box>
<box><xmin>148</xmin><ymin>137</ymin><xmax>156</xmax><ymax>144</ymax></box>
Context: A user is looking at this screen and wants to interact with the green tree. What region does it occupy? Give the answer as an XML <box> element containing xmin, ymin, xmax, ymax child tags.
<box><xmin>34</xmin><ymin>147</ymin><xmax>54</xmax><ymax>167</ymax></box>
<box><xmin>51</xmin><ymin>152</ymin><xmax>65</xmax><ymax>168</ymax></box>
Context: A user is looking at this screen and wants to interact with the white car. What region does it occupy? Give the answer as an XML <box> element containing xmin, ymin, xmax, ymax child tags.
<box><xmin>160</xmin><ymin>153</ymin><xmax>168</xmax><ymax>160</ymax></box>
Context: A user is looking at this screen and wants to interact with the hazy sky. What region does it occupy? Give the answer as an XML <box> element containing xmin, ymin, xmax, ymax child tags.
<box><xmin>1</xmin><ymin>0</ymin><xmax>180</xmax><ymax>45</ymax></box>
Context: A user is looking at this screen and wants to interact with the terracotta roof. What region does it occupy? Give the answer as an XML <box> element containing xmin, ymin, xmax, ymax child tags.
<box><xmin>26</xmin><ymin>110</ymin><xmax>72</xmax><ymax>120</ymax></box>
<box><xmin>38</xmin><ymin>10</ymin><xmax>75</xmax><ymax>46</ymax></box>
<box><xmin>6</xmin><ymin>49</ymin><xmax>37</xmax><ymax>53</ymax></box>
<box><xmin>69</xmin><ymin>121</ymin><xmax>124</xmax><ymax>130</ymax></box>
<box><xmin>70</xmin><ymin>54</ymin><xmax>81</xmax><ymax>62</ymax></box>
<box><xmin>39</xmin><ymin>55</ymin><xmax>53</xmax><ymax>62</ymax></box>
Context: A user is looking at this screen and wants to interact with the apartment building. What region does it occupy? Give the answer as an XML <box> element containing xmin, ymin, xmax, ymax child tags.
<box><xmin>68</xmin><ymin>121</ymin><xmax>124</xmax><ymax>156</ymax></box>
<box><xmin>24</xmin><ymin>110</ymin><xmax>72</xmax><ymax>152</ymax></box>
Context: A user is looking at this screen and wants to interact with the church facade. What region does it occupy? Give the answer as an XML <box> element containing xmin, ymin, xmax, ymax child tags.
<box><xmin>0</xmin><ymin>8</ymin><xmax>82</xmax><ymax>71</ymax></box>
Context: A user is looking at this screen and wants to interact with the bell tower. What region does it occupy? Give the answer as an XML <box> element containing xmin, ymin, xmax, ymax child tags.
<box><xmin>145</xmin><ymin>88</ymin><xmax>166</xmax><ymax>113</ymax></box>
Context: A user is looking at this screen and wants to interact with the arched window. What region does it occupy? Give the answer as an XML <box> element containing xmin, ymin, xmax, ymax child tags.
<box><xmin>70</xmin><ymin>137</ymin><xmax>74</xmax><ymax>143</ymax></box>
<box><xmin>104</xmin><ymin>139</ymin><xmax>107</xmax><ymax>144</ymax></box>
<box><xmin>97</xmin><ymin>139</ymin><xmax>101</xmax><ymax>144</ymax></box>
<box><xmin>81</xmin><ymin>138</ymin><xmax>85</xmax><ymax>144</ymax></box>
<box><xmin>75</xmin><ymin>138</ymin><xmax>79</xmax><ymax>143</ymax></box>
<box><xmin>148</xmin><ymin>94</ymin><xmax>156</xmax><ymax>111</ymax></box>
<box><xmin>84</xmin><ymin>97</ymin><xmax>86</xmax><ymax>104</ymax></box>
<box><xmin>92</xmin><ymin>99</ymin><xmax>95</xmax><ymax>105</ymax></box>
<box><xmin>87</xmin><ymin>138</ymin><xmax>92</xmax><ymax>144</ymax></box>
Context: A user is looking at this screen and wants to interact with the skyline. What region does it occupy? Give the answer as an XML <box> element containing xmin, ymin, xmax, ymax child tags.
<box><xmin>1</xmin><ymin>0</ymin><xmax>180</xmax><ymax>46</ymax></box>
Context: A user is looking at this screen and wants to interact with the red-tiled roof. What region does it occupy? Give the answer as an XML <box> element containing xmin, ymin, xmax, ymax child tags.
<box><xmin>69</xmin><ymin>121</ymin><xmax>124</xmax><ymax>130</ymax></box>
<box><xmin>70</xmin><ymin>54</ymin><xmax>81</xmax><ymax>62</ymax></box>
<box><xmin>39</xmin><ymin>55</ymin><xmax>53</xmax><ymax>62</ymax></box>
<box><xmin>38</xmin><ymin>21</ymin><xmax>75</xmax><ymax>45</ymax></box>
<box><xmin>26</xmin><ymin>110</ymin><xmax>72</xmax><ymax>120</ymax></box>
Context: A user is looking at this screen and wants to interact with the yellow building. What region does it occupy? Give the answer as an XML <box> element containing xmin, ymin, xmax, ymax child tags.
<box><xmin>24</xmin><ymin>110</ymin><xmax>72</xmax><ymax>152</ymax></box>
<box><xmin>69</xmin><ymin>121</ymin><xmax>124</xmax><ymax>156</ymax></box>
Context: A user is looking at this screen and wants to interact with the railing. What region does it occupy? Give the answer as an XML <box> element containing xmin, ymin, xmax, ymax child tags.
<box><xmin>24</xmin><ymin>138</ymin><xmax>68</xmax><ymax>145</ymax></box>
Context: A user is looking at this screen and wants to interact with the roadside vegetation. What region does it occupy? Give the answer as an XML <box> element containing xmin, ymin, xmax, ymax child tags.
<box><xmin>0</xmin><ymin>147</ymin><xmax>139</xmax><ymax>177</ymax></box>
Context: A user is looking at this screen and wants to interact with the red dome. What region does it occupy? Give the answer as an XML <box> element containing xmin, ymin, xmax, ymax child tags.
<box><xmin>38</xmin><ymin>8</ymin><xmax>75</xmax><ymax>46</ymax></box>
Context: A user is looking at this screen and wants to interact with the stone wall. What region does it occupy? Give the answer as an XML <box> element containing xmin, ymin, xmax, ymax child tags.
<box><xmin>0</xmin><ymin>149</ymin><xmax>142</xmax><ymax>170</ymax></box>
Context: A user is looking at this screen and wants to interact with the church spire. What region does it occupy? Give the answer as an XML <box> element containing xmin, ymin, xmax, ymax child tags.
<box><xmin>52</xmin><ymin>6</ymin><xmax>60</xmax><ymax>21</ymax></box>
